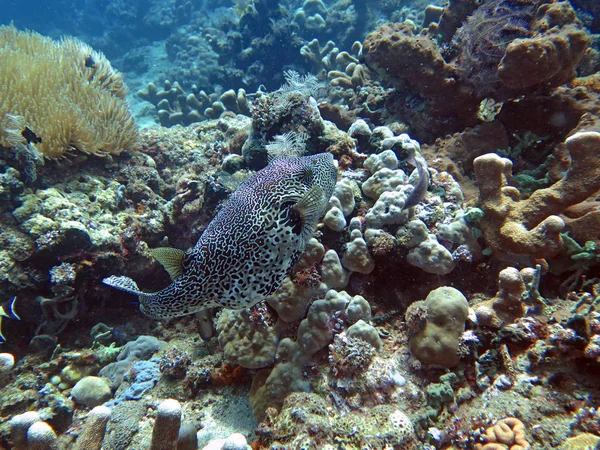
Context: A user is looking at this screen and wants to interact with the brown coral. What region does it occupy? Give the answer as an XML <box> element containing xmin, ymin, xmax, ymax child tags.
<box><xmin>498</xmin><ymin>1</ymin><xmax>590</xmax><ymax>91</ymax></box>
<box><xmin>473</xmin><ymin>131</ymin><xmax>600</xmax><ymax>259</ymax></box>
<box><xmin>474</xmin><ymin>267</ymin><xmax>527</xmax><ymax>328</ymax></box>
<box><xmin>363</xmin><ymin>23</ymin><xmax>460</xmax><ymax>99</ymax></box>
<box><xmin>362</xmin><ymin>22</ymin><xmax>479</xmax><ymax>139</ymax></box>
<box><xmin>0</xmin><ymin>25</ymin><xmax>139</xmax><ymax>159</ymax></box>
<box><xmin>476</xmin><ymin>417</ymin><xmax>530</xmax><ymax>450</ymax></box>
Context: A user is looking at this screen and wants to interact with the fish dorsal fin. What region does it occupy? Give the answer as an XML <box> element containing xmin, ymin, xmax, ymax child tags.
<box><xmin>151</xmin><ymin>247</ymin><xmax>186</xmax><ymax>280</ymax></box>
<box><xmin>102</xmin><ymin>275</ymin><xmax>142</xmax><ymax>295</ymax></box>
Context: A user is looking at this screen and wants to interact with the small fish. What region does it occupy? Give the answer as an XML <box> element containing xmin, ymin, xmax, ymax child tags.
<box><xmin>104</xmin><ymin>153</ymin><xmax>337</xmax><ymax>319</ymax></box>
<box><xmin>403</xmin><ymin>149</ymin><xmax>430</xmax><ymax>210</ymax></box>
<box><xmin>21</xmin><ymin>127</ymin><xmax>42</xmax><ymax>145</ymax></box>
<box><xmin>0</xmin><ymin>296</ymin><xmax>20</xmax><ymax>343</ymax></box>
<box><xmin>85</xmin><ymin>55</ymin><xmax>96</xmax><ymax>68</ymax></box>
<box><xmin>232</xmin><ymin>0</ymin><xmax>255</xmax><ymax>15</ymax></box>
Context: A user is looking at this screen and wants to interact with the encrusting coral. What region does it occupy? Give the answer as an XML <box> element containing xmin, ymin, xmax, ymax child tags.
<box><xmin>0</xmin><ymin>25</ymin><xmax>139</xmax><ymax>159</ymax></box>
<box><xmin>473</xmin><ymin>131</ymin><xmax>600</xmax><ymax>259</ymax></box>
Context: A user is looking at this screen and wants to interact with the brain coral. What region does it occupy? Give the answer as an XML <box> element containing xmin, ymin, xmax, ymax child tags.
<box><xmin>0</xmin><ymin>25</ymin><xmax>140</xmax><ymax>159</ymax></box>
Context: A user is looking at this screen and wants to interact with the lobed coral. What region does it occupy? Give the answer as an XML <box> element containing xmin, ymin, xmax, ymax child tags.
<box><xmin>362</xmin><ymin>22</ymin><xmax>480</xmax><ymax>139</ymax></box>
<box><xmin>363</xmin><ymin>22</ymin><xmax>473</xmax><ymax>107</ymax></box>
<box><xmin>215</xmin><ymin>309</ymin><xmax>282</xmax><ymax>369</ymax></box>
<box><xmin>498</xmin><ymin>1</ymin><xmax>590</xmax><ymax>91</ymax></box>
<box><xmin>407</xmin><ymin>286</ymin><xmax>469</xmax><ymax>368</ymax></box>
<box><xmin>0</xmin><ymin>25</ymin><xmax>140</xmax><ymax>159</ymax></box>
<box><xmin>474</xmin><ymin>131</ymin><xmax>600</xmax><ymax>259</ymax></box>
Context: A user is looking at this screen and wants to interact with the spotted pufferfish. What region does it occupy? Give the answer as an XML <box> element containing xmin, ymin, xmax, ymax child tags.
<box><xmin>103</xmin><ymin>153</ymin><xmax>337</xmax><ymax>319</ymax></box>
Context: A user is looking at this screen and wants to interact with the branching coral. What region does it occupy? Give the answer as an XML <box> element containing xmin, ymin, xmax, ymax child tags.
<box><xmin>138</xmin><ymin>80</ymin><xmax>251</xmax><ymax>126</ymax></box>
<box><xmin>473</xmin><ymin>131</ymin><xmax>600</xmax><ymax>259</ymax></box>
<box><xmin>0</xmin><ymin>25</ymin><xmax>139</xmax><ymax>159</ymax></box>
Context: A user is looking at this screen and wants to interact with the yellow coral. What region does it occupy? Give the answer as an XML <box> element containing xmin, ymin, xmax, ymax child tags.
<box><xmin>0</xmin><ymin>25</ymin><xmax>139</xmax><ymax>159</ymax></box>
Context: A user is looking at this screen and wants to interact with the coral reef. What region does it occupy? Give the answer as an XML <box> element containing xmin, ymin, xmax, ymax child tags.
<box><xmin>257</xmin><ymin>393</ymin><xmax>419</xmax><ymax>449</ymax></box>
<box><xmin>1</xmin><ymin>0</ymin><xmax>600</xmax><ymax>445</ymax></box>
<box><xmin>362</xmin><ymin>22</ymin><xmax>480</xmax><ymax>139</ymax></box>
<box><xmin>361</xmin><ymin>0</ymin><xmax>591</xmax><ymax>142</ymax></box>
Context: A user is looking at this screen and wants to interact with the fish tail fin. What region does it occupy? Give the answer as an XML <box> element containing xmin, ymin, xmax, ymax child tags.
<box><xmin>0</xmin><ymin>296</ymin><xmax>20</xmax><ymax>321</ymax></box>
<box><xmin>103</xmin><ymin>275</ymin><xmax>183</xmax><ymax>319</ymax></box>
<box><xmin>7</xmin><ymin>296</ymin><xmax>20</xmax><ymax>321</ymax></box>
<box><xmin>103</xmin><ymin>275</ymin><xmax>144</xmax><ymax>296</ymax></box>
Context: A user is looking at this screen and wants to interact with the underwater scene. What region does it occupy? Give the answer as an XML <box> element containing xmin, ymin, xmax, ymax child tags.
<box><xmin>1</xmin><ymin>0</ymin><xmax>600</xmax><ymax>448</ymax></box>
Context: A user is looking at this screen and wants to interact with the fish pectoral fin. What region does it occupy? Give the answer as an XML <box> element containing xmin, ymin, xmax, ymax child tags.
<box><xmin>102</xmin><ymin>275</ymin><xmax>142</xmax><ymax>295</ymax></box>
<box><xmin>296</xmin><ymin>185</ymin><xmax>327</xmax><ymax>226</ymax></box>
<box><xmin>151</xmin><ymin>247</ymin><xmax>186</xmax><ymax>280</ymax></box>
